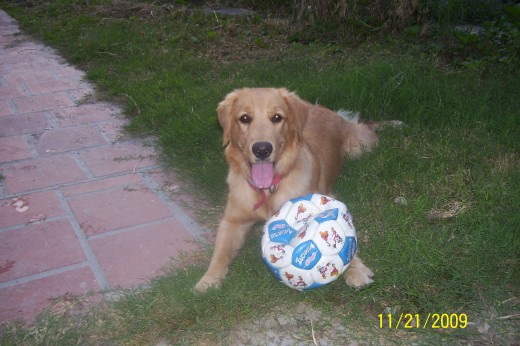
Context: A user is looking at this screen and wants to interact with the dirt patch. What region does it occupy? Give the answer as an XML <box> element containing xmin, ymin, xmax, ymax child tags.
<box><xmin>224</xmin><ymin>302</ymin><xmax>349</xmax><ymax>345</ymax></box>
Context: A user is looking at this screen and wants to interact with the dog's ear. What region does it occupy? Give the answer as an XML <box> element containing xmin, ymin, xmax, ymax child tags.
<box><xmin>217</xmin><ymin>90</ymin><xmax>239</xmax><ymax>147</ymax></box>
<box><xmin>280</xmin><ymin>88</ymin><xmax>308</xmax><ymax>142</ymax></box>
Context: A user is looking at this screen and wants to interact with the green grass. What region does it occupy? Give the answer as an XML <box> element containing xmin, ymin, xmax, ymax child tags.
<box><xmin>1</xmin><ymin>1</ymin><xmax>519</xmax><ymax>344</ymax></box>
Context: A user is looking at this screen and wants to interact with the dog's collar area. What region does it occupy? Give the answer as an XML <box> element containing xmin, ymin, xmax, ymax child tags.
<box><xmin>247</xmin><ymin>175</ymin><xmax>282</xmax><ymax>210</ymax></box>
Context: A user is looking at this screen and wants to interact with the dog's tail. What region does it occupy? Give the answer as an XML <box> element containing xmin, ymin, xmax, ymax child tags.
<box><xmin>336</xmin><ymin>109</ymin><xmax>405</xmax><ymax>157</ymax></box>
<box><xmin>336</xmin><ymin>109</ymin><xmax>405</xmax><ymax>131</ymax></box>
<box><xmin>336</xmin><ymin>109</ymin><xmax>360</xmax><ymax>124</ymax></box>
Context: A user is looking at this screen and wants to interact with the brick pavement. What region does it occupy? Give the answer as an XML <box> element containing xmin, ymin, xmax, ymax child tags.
<box><xmin>0</xmin><ymin>9</ymin><xmax>209</xmax><ymax>324</ymax></box>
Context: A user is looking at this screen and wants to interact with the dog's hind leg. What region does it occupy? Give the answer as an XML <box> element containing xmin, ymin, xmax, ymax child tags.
<box><xmin>194</xmin><ymin>217</ymin><xmax>255</xmax><ymax>292</ymax></box>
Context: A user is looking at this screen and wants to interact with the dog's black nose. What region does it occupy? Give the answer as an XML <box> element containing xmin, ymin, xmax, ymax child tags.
<box><xmin>252</xmin><ymin>142</ymin><xmax>273</xmax><ymax>160</ymax></box>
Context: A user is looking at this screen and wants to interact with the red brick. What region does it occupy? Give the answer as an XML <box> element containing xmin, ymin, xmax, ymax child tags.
<box><xmin>0</xmin><ymin>135</ymin><xmax>32</xmax><ymax>163</ymax></box>
<box><xmin>0</xmin><ymin>85</ymin><xmax>27</xmax><ymax>100</ymax></box>
<box><xmin>147</xmin><ymin>170</ymin><xmax>201</xmax><ymax>222</ymax></box>
<box><xmin>25</xmin><ymin>80</ymin><xmax>82</xmax><ymax>95</ymax></box>
<box><xmin>33</xmin><ymin>125</ymin><xmax>108</xmax><ymax>156</ymax></box>
<box><xmin>0</xmin><ymin>267</ymin><xmax>98</xmax><ymax>324</ymax></box>
<box><xmin>79</xmin><ymin>141</ymin><xmax>156</xmax><ymax>177</ymax></box>
<box><xmin>0</xmin><ymin>42</ymin><xmax>55</xmax><ymax>65</ymax></box>
<box><xmin>97</xmin><ymin>119</ymin><xmax>128</xmax><ymax>142</ymax></box>
<box><xmin>3</xmin><ymin>70</ymin><xmax>56</xmax><ymax>85</ymax></box>
<box><xmin>0</xmin><ymin>190</ymin><xmax>65</xmax><ymax>229</ymax></box>
<box><xmin>62</xmin><ymin>173</ymin><xmax>141</xmax><ymax>197</ymax></box>
<box><xmin>50</xmin><ymin>103</ymin><xmax>121</xmax><ymax>127</ymax></box>
<box><xmin>67</xmin><ymin>181</ymin><xmax>171</xmax><ymax>236</ymax></box>
<box><xmin>0</xmin><ymin>32</ymin><xmax>19</xmax><ymax>48</ymax></box>
<box><xmin>2</xmin><ymin>60</ymin><xmax>60</xmax><ymax>74</ymax></box>
<box><xmin>54</xmin><ymin>65</ymin><xmax>85</xmax><ymax>80</ymax></box>
<box><xmin>13</xmin><ymin>92</ymin><xmax>75</xmax><ymax>114</ymax></box>
<box><xmin>2</xmin><ymin>155</ymin><xmax>87</xmax><ymax>194</ymax></box>
<box><xmin>0</xmin><ymin>218</ymin><xmax>86</xmax><ymax>282</ymax></box>
<box><xmin>0</xmin><ymin>100</ymin><xmax>14</xmax><ymax>116</ymax></box>
<box><xmin>89</xmin><ymin>219</ymin><xmax>199</xmax><ymax>288</ymax></box>
<box><xmin>69</xmin><ymin>87</ymin><xmax>96</xmax><ymax>102</ymax></box>
<box><xmin>0</xmin><ymin>113</ymin><xmax>51</xmax><ymax>136</ymax></box>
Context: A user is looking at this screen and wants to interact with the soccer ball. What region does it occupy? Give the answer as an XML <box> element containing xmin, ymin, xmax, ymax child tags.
<box><xmin>261</xmin><ymin>193</ymin><xmax>357</xmax><ymax>291</ymax></box>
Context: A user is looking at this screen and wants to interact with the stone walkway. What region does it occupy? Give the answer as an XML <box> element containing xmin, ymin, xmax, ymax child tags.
<box><xmin>0</xmin><ymin>9</ymin><xmax>208</xmax><ymax>324</ymax></box>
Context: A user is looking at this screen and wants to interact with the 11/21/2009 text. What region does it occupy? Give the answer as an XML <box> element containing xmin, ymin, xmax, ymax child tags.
<box><xmin>379</xmin><ymin>313</ymin><xmax>468</xmax><ymax>329</ymax></box>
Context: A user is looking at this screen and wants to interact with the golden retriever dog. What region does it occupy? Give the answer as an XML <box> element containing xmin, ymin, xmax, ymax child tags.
<box><xmin>195</xmin><ymin>87</ymin><xmax>381</xmax><ymax>292</ymax></box>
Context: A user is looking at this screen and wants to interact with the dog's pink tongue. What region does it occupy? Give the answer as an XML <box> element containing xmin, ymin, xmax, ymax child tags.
<box><xmin>251</xmin><ymin>162</ymin><xmax>274</xmax><ymax>189</ymax></box>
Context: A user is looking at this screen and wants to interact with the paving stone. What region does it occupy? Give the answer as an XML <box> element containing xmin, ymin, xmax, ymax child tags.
<box><xmin>50</xmin><ymin>103</ymin><xmax>121</xmax><ymax>127</ymax></box>
<box><xmin>67</xmin><ymin>180</ymin><xmax>171</xmax><ymax>236</ymax></box>
<box><xmin>0</xmin><ymin>218</ymin><xmax>86</xmax><ymax>283</ymax></box>
<box><xmin>147</xmin><ymin>169</ymin><xmax>200</xmax><ymax>221</ymax></box>
<box><xmin>79</xmin><ymin>141</ymin><xmax>157</xmax><ymax>177</ymax></box>
<box><xmin>69</xmin><ymin>87</ymin><xmax>96</xmax><ymax>102</ymax></box>
<box><xmin>0</xmin><ymin>40</ymin><xmax>55</xmax><ymax>57</ymax></box>
<box><xmin>12</xmin><ymin>92</ymin><xmax>76</xmax><ymax>114</ymax></box>
<box><xmin>0</xmin><ymin>47</ymin><xmax>48</xmax><ymax>65</ymax></box>
<box><xmin>89</xmin><ymin>219</ymin><xmax>200</xmax><ymax>288</ymax></box>
<box><xmin>97</xmin><ymin>119</ymin><xmax>128</xmax><ymax>142</ymax></box>
<box><xmin>0</xmin><ymin>190</ymin><xmax>65</xmax><ymax>229</ymax></box>
<box><xmin>3</xmin><ymin>69</ymin><xmax>57</xmax><ymax>85</ymax></box>
<box><xmin>0</xmin><ymin>100</ymin><xmax>14</xmax><ymax>116</ymax></box>
<box><xmin>1</xmin><ymin>155</ymin><xmax>87</xmax><ymax>194</ymax></box>
<box><xmin>2</xmin><ymin>60</ymin><xmax>61</xmax><ymax>74</ymax></box>
<box><xmin>61</xmin><ymin>173</ymin><xmax>141</xmax><ymax>197</ymax></box>
<box><xmin>54</xmin><ymin>65</ymin><xmax>85</xmax><ymax>80</ymax></box>
<box><xmin>0</xmin><ymin>112</ymin><xmax>51</xmax><ymax>136</ymax></box>
<box><xmin>33</xmin><ymin>125</ymin><xmax>108</xmax><ymax>156</ymax></box>
<box><xmin>0</xmin><ymin>267</ymin><xmax>98</xmax><ymax>324</ymax></box>
<box><xmin>25</xmin><ymin>79</ymin><xmax>83</xmax><ymax>95</ymax></box>
<box><xmin>0</xmin><ymin>85</ymin><xmax>27</xmax><ymax>100</ymax></box>
<box><xmin>0</xmin><ymin>135</ymin><xmax>32</xmax><ymax>163</ymax></box>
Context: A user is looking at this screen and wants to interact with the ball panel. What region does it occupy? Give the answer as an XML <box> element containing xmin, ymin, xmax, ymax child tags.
<box><xmin>279</xmin><ymin>266</ymin><xmax>314</xmax><ymax>291</ymax></box>
<box><xmin>262</xmin><ymin>241</ymin><xmax>294</xmax><ymax>269</ymax></box>
<box><xmin>311</xmin><ymin>255</ymin><xmax>346</xmax><ymax>285</ymax></box>
<box><xmin>289</xmin><ymin>194</ymin><xmax>314</xmax><ymax>203</ymax></box>
<box><xmin>338</xmin><ymin>236</ymin><xmax>357</xmax><ymax>266</ymax></box>
<box><xmin>314</xmin><ymin>208</ymin><xmax>340</xmax><ymax>224</ymax></box>
<box><xmin>315</xmin><ymin>194</ymin><xmax>335</xmax><ymax>207</ymax></box>
<box><xmin>292</xmin><ymin>240</ymin><xmax>322</xmax><ymax>270</ymax></box>
<box><xmin>311</xmin><ymin>194</ymin><xmax>334</xmax><ymax>209</ymax></box>
<box><xmin>266</xmin><ymin>220</ymin><xmax>297</xmax><ymax>244</ymax></box>
<box><xmin>286</xmin><ymin>200</ymin><xmax>321</xmax><ymax>226</ymax></box>
<box><xmin>313</xmin><ymin>220</ymin><xmax>346</xmax><ymax>256</ymax></box>
<box><xmin>271</xmin><ymin>198</ymin><xmax>294</xmax><ymax>220</ymax></box>
<box><xmin>290</xmin><ymin>222</ymin><xmax>317</xmax><ymax>246</ymax></box>
<box><xmin>340</xmin><ymin>211</ymin><xmax>356</xmax><ymax>234</ymax></box>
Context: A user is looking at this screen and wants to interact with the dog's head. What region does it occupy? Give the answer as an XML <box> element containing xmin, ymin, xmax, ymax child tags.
<box><xmin>217</xmin><ymin>88</ymin><xmax>308</xmax><ymax>188</ymax></box>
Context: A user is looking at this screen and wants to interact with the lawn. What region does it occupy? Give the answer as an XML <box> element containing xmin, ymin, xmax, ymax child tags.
<box><xmin>1</xmin><ymin>1</ymin><xmax>519</xmax><ymax>344</ymax></box>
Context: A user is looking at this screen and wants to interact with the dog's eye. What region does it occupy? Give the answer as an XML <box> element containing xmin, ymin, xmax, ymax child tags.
<box><xmin>239</xmin><ymin>114</ymin><xmax>252</xmax><ymax>124</ymax></box>
<box><xmin>272</xmin><ymin>113</ymin><xmax>283</xmax><ymax>123</ymax></box>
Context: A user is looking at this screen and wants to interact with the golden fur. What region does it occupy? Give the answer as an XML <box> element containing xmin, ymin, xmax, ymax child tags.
<box><xmin>195</xmin><ymin>88</ymin><xmax>377</xmax><ymax>292</ymax></box>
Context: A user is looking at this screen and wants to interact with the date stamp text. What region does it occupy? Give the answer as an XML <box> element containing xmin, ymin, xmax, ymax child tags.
<box><xmin>378</xmin><ymin>313</ymin><xmax>468</xmax><ymax>329</ymax></box>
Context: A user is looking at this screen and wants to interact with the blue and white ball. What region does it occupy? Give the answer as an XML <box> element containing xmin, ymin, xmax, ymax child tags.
<box><xmin>261</xmin><ymin>193</ymin><xmax>357</xmax><ymax>291</ymax></box>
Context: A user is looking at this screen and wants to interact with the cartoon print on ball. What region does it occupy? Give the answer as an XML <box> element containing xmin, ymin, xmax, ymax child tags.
<box><xmin>320</xmin><ymin>195</ymin><xmax>332</xmax><ymax>205</ymax></box>
<box><xmin>317</xmin><ymin>261</ymin><xmax>340</xmax><ymax>279</ymax></box>
<box><xmin>269</xmin><ymin>244</ymin><xmax>286</xmax><ymax>264</ymax></box>
<box><xmin>319</xmin><ymin>227</ymin><xmax>344</xmax><ymax>248</ymax></box>
<box><xmin>284</xmin><ymin>272</ymin><xmax>308</xmax><ymax>289</ymax></box>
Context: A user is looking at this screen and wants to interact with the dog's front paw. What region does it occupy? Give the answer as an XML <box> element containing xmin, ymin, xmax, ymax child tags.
<box><xmin>194</xmin><ymin>275</ymin><xmax>223</xmax><ymax>293</ymax></box>
<box><xmin>344</xmin><ymin>262</ymin><xmax>374</xmax><ymax>289</ymax></box>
